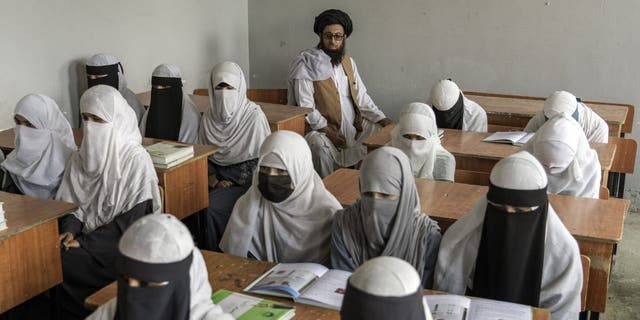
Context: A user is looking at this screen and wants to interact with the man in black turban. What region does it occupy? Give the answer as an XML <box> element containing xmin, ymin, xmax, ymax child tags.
<box><xmin>287</xmin><ymin>9</ymin><xmax>393</xmax><ymax>178</ymax></box>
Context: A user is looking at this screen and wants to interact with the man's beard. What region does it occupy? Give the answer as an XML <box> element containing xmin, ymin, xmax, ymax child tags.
<box><xmin>317</xmin><ymin>41</ymin><xmax>346</xmax><ymax>66</ymax></box>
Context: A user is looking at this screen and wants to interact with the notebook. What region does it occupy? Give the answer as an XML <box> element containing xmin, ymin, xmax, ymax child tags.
<box><xmin>425</xmin><ymin>294</ymin><xmax>532</xmax><ymax>320</ymax></box>
<box><xmin>482</xmin><ymin>131</ymin><xmax>534</xmax><ymax>146</ymax></box>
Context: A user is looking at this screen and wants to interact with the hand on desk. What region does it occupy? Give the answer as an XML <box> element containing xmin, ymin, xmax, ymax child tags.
<box><xmin>377</xmin><ymin>118</ymin><xmax>393</xmax><ymax>127</ymax></box>
<box><xmin>59</xmin><ymin>232</ymin><xmax>80</xmax><ymax>250</ymax></box>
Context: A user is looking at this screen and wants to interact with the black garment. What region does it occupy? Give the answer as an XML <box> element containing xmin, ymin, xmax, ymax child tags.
<box><xmin>314</xmin><ymin>9</ymin><xmax>353</xmax><ymax>36</ymax></box>
<box><xmin>0</xmin><ymin>172</ymin><xmax>21</xmax><ymax>195</ymax></box>
<box><xmin>115</xmin><ymin>252</ymin><xmax>192</xmax><ymax>320</ymax></box>
<box><xmin>59</xmin><ymin>199</ymin><xmax>154</xmax><ymax>320</ymax></box>
<box><xmin>433</xmin><ymin>93</ymin><xmax>464</xmax><ymax>129</ymax></box>
<box><xmin>86</xmin><ymin>64</ymin><xmax>121</xmax><ymax>90</ymax></box>
<box><xmin>471</xmin><ymin>183</ymin><xmax>548</xmax><ymax>307</ymax></box>
<box><xmin>340</xmin><ymin>281</ymin><xmax>426</xmax><ymax>320</ymax></box>
<box><xmin>145</xmin><ymin>77</ymin><xmax>184</xmax><ymax>141</ymax></box>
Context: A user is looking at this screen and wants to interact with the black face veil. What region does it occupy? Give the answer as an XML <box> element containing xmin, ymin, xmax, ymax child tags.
<box><xmin>433</xmin><ymin>92</ymin><xmax>464</xmax><ymax>129</ymax></box>
<box><xmin>86</xmin><ymin>63</ymin><xmax>121</xmax><ymax>90</ymax></box>
<box><xmin>146</xmin><ymin>76</ymin><xmax>184</xmax><ymax>141</ymax></box>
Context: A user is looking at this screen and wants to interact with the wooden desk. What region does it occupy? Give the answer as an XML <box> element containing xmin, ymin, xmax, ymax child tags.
<box><xmin>323</xmin><ymin>169</ymin><xmax>629</xmax><ymax>313</ymax></box>
<box><xmin>136</xmin><ymin>92</ymin><xmax>310</xmax><ymax>135</ymax></box>
<box><xmin>0</xmin><ymin>129</ymin><xmax>216</xmax><ymax>220</ymax></box>
<box><xmin>464</xmin><ymin>92</ymin><xmax>629</xmax><ymax>137</ymax></box>
<box><xmin>0</xmin><ymin>192</ymin><xmax>77</xmax><ymax>313</ymax></box>
<box><xmin>85</xmin><ymin>250</ymin><xmax>550</xmax><ymax>319</ymax></box>
<box><xmin>364</xmin><ymin>126</ymin><xmax>615</xmax><ymax>186</ymax></box>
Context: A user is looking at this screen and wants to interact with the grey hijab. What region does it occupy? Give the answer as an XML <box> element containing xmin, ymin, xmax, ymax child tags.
<box><xmin>333</xmin><ymin>147</ymin><xmax>440</xmax><ymax>279</ymax></box>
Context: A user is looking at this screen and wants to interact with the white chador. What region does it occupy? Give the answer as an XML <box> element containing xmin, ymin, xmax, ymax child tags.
<box><xmin>523</xmin><ymin>113</ymin><xmax>601</xmax><ymax>199</ymax></box>
<box><xmin>434</xmin><ymin>151</ymin><xmax>582</xmax><ymax>320</ymax></box>
<box><xmin>288</xmin><ymin>48</ymin><xmax>387</xmax><ymax>177</ymax></box>
<box><xmin>430</xmin><ymin>79</ymin><xmax>487</xmax><ymax>133</ymax></box>
<box><xmin>139</xmin><ymin>64</ymin><xmax>201</xmax><ymax>144</ymax></box>
<box><xmin>524</xmin><ymin>90</ymin><xmax>609</xmax><ymax>143</ymax></box>
<box><xmin>390</xmin><ymin>102</ymin><xmax>455</xmax><ymax>182</ymax></box>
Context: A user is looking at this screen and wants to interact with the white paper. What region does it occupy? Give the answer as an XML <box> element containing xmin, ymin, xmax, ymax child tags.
<box><xmin>425</xmin><ymin>295</ymin><xmax>471</xmax><ymax>320</ymax></box>
<box><xmin>468</xmin><ymin>298</ymin><xmax>532</xmax><ymax>320</ymax></box>
<box><xmin>298</xmin><ymin>269</ymin><xmax>351</xmax><ymax>309</ymax></box>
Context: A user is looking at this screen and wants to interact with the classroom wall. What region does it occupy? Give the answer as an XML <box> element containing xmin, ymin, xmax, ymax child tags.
<box><xmin>0</xmin><ymin>0</ymin><xmax>249</xmax><ymax>128</ymax></box>
<box><xmin>247</xmin><ymin>0</ymin><xmax>640</xmax><ymax>193</ymax></box>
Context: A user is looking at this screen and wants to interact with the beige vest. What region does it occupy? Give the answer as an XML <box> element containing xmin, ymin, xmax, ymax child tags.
<box><xmin>311</xmin><ymin>55</ymin><xmax>363</xmax><ymax>133</ymax></box>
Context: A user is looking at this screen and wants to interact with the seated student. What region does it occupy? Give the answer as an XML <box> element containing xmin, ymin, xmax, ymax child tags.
<box><xmin>139</xmin><ymin>64</ymin><xmax>200</xmax><ymax>143</ymax></box>
<box><xmin>331</xmin><ymin>147</ymin><xmax>441</xmax><ymax>288</ymax></box>
<box><xmin>434</xmin><ymin>151</ymin><xmax>582</xmax><ymax>320</ymax></box>
<box><xmin>86</xmin><ymin>214</ymin><xmax>233</xmax><ymax>320</ymax></box>
<box><xmin>390</xmin><ymin>102</ymin><xmax>455</xmax><ymax>182</ymax></box>
<box><xmin>523</xmin><ymin>113</ymin><xmax>601</xmax><ymax>198</ymax></box>
<box><xmin>56</xmin><ymin>85</ymin><xmax>161</xmax><ymax>320</ymax></box>
<box><xmin>341</xmin><ymin>256</ymin><xmax>433</xmax><ymax>320</ymax></box>
<box><xmin>199</xmin><ymin>61</ymin><xmax>271</xmax><ymax>251</ymax></box>
<box><xmin>220</xmin><ymin>130</ymin><xmax>341</xmax><ymax>264</ymax></box>
<box><xmin>0</xmin><ymin>94</ymin><xmax>76</xmax><ymax>198</ymax></box>
<box><xmin>430</xmin><ymin>79</ymin><xmax>487</xmax><ymax>132</ymax></box>
<box><xmin>85</xmin><ymin>53</ymin><xmax>145</xmax><ymax>122</ymax></box>
<box><xmin>524</xmin><ymin>90</ymin><xmax>609</xmax><ymax>143</ymax></box>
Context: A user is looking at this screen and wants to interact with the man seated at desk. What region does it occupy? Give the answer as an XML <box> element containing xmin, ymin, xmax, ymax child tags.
<box><xmin>288</xmin><ymin>9</ymin><xmax>393</xmax><ymax>178</ymax></box>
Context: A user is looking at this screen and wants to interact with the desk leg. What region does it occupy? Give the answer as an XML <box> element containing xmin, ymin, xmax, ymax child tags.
<box><xmin>578</xmin><ymin>241</ymin><xmax>613</xmax><ymax>313</ymax></box>
<box><xmin>0</xmin><ymin>220</ymin><xmax>62</xmax><ymax>313</ymax></box>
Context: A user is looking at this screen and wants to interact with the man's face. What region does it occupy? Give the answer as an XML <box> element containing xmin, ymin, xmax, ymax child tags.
<box><xmin>320</xmin><ymin>24</ymin><xmax>346</xmax><ymax>51</ymax></box>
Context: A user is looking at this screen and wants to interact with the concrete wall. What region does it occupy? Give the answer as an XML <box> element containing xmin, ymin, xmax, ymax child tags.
<box><xmin>247</xmin><ymin>0</ymin><xmax>640</xmax><ymax>191</ymax></box>
<box><xmin>0</xmin><ymin>0</ymin><xmax>249</xmax><ymax>128</ymax></box>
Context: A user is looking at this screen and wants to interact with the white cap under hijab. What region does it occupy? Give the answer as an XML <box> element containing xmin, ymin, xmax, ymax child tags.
<box><xmin>489</xmin><ymin>150</ymin><xmax>548</xmax><ymax>190</ymax></box>
<box><xmin>543</xmin><ymin>91</ymin><xmax>578</xmax><ymax>119</ymax></box>
<box><xmin>430</xmin><ymin>79</ymin><xmax>460</xmax><ymax>111</ymax></box>
<box><xmin>152</xmin><ymin>64</ymin><xmax>182</xmax><ymax>79</ymax></box>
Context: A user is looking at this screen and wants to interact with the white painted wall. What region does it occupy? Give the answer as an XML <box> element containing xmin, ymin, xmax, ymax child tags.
<box><xmin>247</xmin><ymin>0</ymin><xmax>640</xmax><ymax>190</ymax></box>
<box><xmin>0</xmin><ymin>0</ymin><xmax>249</xmax><ymax>128</ymax></box>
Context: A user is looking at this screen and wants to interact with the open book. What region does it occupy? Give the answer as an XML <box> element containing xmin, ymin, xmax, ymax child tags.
<box><xmin>425</xmin><ymin>294</ymin><xmax>532</xmax><ymax>320</ymax></box>
<box><xmin>212</xmin><ymin>289</ymin><xmax>295</xmax><ymax>320</ymax></box>
<box><xmin>482</xmin><ymin>131</ymin><xmax>534</xmax><ymax>146</ymax></box>
<box><xmin>244</xmin><ymin>263</ymin><xmax>351</xmax><ymax>310</ymax></box>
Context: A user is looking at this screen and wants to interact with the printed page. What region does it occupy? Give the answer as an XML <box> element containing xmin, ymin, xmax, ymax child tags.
<box><xmin>425</xmin><ymin>295</ymin><xmax>471</xmax><ymax>320</ymax></box>
<box><xmin>469</xmin><ymin>298</ymin><xmax>532</xmax><ymax>320</ymax></box>
<box><xmin>482</xmin><ymin>131</ymin><xmax>528</xmax><ymax>144</ymax></box>
<box><xmin>249</xmin><ymin>263</ymin><xmax>329</xmax><ymax>297</ymax></box>
<box><xmin>298</xmin><ymin>269</ymin><xmax>351</xmax><ymax>310</ymax></box>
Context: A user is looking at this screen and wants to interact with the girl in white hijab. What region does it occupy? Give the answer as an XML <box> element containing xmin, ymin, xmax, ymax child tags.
<box><xmin>434</xmin><ymin>151</ymin><xmax>582</xmax><ymax>320</ymax></box>
<box><xmin>87</xmin><ymin>214</ymin><xmax>233</xmax><ymax>320</ymax></box>
<box><xmin>331</xmin><ymin>147</ymin><xmax>441</xmax><ymax>288</ymax></box>
<box><xmin>523</xmin><ymin>113</ymin><xmax>601</xmax><ymax>199</ymax></box>
<box><xmin>1</xmin><ymin>94</ymin><xmax>76</xmax><ymax>198</ymax></box>
<box><xmin>220</xmin><ymin>130</ymin><xmax>341</xmax><ymax>264</ymax></box>
<box><xmin>86</xmin><ymin>53</ymin><xmax>145</xmax><ymax>122</ymax></box>
<box><xmin>430</xmin><ymin>79</ymin><xmax>487</xmax><ymax>132</ymax></box>
<box><xmin>139</xmin><ymin>64</ymin><xmax>200</xmax><ymax>144</ymax></box>
<box><xmin>341</xmin><ymin>256</ymin><xmax>433</xmax><ymax>320</ymax></box>
<box><xmin>199</xmin><ymin>61</ymin><xmax>271</xmax><ymax>251</ymax></box>
<box><xmin>390</xmin><ymin>102</ymin><xmax>455</xmax><ymax>182</ymax></box>
<box><xmin>56</xmin><ymin>85</ymin><xmax>161</xmax><ymax>320</ymax></box>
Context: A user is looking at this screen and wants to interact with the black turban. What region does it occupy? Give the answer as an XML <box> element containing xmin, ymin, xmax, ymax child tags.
<box><xmin>313</xmin><ymin>9</ymin><xmax>353</xmax><ymax>37</ymax></box>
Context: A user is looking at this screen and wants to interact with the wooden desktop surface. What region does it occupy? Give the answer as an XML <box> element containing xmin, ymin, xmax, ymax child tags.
<box><xmin>85</xmin><ymin>250</ymin><xmax>550</xmax><ymax>319</ymax></box>
<box><xmin>364</xmin><ymin>126</ymin><xmax>615</xmax><ymax>171</ymax></box>
<box><xmin>0</xmin><ymin>192</ymin><xmax>78</xmax><ymax>313</ymax></box>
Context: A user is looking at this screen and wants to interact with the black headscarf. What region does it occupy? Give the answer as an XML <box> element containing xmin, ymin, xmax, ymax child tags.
<box><xmin>146</xmin><ymin>76</ymin><xmax>184</xmax><ymax>141</ymax></box>
<box><xmin>115</xmin><ymin>251</ymin><xmax>193</xmax><ymax>320</ymax></box>
<box><xmin>433</xmin><ymin>92</ymin><xmax>464</xmax><ymax>129</ymax></box>
<box><xmin>86</xmin><ymin>63</ymin><xmax>121</xmax><ymax>90</ymax></box>
<box><xmin>340</xmin><ymin>281</ymin><xmax>426</xmax><ymax>320</ymax></box>
<box><xmin>313</xmin><ymin>9</ymin><xmax>353</xmax><ymax>36</ymax></box>
<box><xmin>470</xmin><ymin>183</ymin><xmax>548</xmax><ymax>307</ymax></box>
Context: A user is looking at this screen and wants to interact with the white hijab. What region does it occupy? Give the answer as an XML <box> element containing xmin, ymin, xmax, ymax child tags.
<box><xmin>1</xmin><ymin>94</ymin><xmax>76</xmax><ymax>198</ymax></box>
<box><xmin>199</xmin><ymin>61</ymin><xmax>270</xmax><ymax>165</ymax></box>
<box><xmin>87</xmin><ymin>214</ymin><xmax>233</xmax><ymax>320</ymax></box>
<box><xmin>220</xmin><ymin>130</ymin><xmax>341</xmax><ymax>263</ymax></box>
<box><xmin>56</xmin><ymin>85</ymin><xmax>160</xmax><ymax>233</ymax></box>
<box><xmin>391</xmin><ymin>103</ymin><xmax>445</xmax><ymax>179</ymax></box>
<box><xmin>523</xmin><ymin>113</ymin><xmax>601</xmax><ymax>198</ymax></box>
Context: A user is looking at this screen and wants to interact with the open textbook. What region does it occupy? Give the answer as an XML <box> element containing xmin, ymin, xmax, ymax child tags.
<box><xmin>482</xmin><ymin>131</ymin><xmax>534</xmax><ymax>146</ymax></box>
<box><xmin>425</xmin><ymin>294</ymin><xmax>532</xmax><ymax>320</ymax></box>
<box><xmin>212</xmin><ymin>289</ymin><xmax>295</xmax><ymax>320</ymax></box>
<box><xmin>244</xmin><ymin>263</ymin><xmax>351</xmax><ymax>310</ymax></box>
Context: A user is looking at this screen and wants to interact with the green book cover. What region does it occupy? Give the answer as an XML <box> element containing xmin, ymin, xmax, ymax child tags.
<box><xmin>212</xmin><ymin>289</ymin><xmax>295</xmax><ymax>320</ymax></box>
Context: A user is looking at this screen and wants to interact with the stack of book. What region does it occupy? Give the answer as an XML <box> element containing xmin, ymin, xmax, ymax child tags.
<box><xmin>144</xmin><ymin>142</ymin><xmax>194</xmax><ymax>169</ymax></box>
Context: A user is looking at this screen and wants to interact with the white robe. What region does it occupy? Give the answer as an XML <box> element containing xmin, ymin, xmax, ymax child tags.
<box><xmin>293</xmin><ymin>56</ymin><xmax>386</xmax><ymax>170</ymax></box>
<box><xmin>434</xmin><ymin>197</ymin><xmax>582</xmax><ymax>320</ymax></box>
<box><xmin>86</xmin><ymin>250</ymin><xmax>234</xmax><ymax>320</ymax></box>
<box><xmin>524</xmin><ymin>103</ymin><xmax>609</xmax><ymax>143</ymax></box>
<box><xmin>461</xmin><ymin>96</ymin><xmax>488</xmax><ymax>132</ymax></box>
<box><xmin>139</xmin><ymin>94</ymin><xmax>201</xmax><ymax>144</ymax></box>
